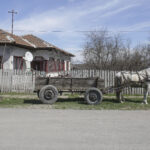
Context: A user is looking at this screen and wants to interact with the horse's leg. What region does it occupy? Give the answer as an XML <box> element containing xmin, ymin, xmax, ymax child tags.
<box><xmin>116</xmin><ymin>90</ymin><xmax>124</xmax><ymax>103</ymax></box>
<box><xmin>121</xmin><ymin>92</ymin><xmax>125</xmax><ymax>103</ymax></box>
<box><xmin>116</xmin><ymin>90</ymin><xmax>120</xmax><ymax>102</ymax></box>
<box><xmin>120</xmin><ymin>90</ymin><xmax>125</xmax><ymax>103</ymax></box>
<box><xmin>143</xmin><ymin>83</ymin><xmax>149</xmax><ymax>104</ymax></box>
<box><xmin>115</xmin><ymin>76</ymin><xmax>125</xmax><ymax>103</ymax></box>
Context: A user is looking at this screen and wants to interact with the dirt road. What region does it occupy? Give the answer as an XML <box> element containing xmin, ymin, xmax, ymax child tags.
<box><xmin>0</xmin><ymin>108</ymin><xmax>150</xmax><ymax>150</ymax></box>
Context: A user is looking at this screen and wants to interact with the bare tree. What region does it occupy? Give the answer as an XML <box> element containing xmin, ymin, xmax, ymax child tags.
<box><xmin>83</xmin><ymin>29</ymin><xmax>149</xmax><ymax>71</ymax></box>
<box><xmin>83</xmin><ymin>30</ymin><xmax>131</xmax><ymax>70</ymax></box>
<box><xmin>83</xmin><ymin>30</ymin><xmax>113</xmax><ymax>69</ymax></box>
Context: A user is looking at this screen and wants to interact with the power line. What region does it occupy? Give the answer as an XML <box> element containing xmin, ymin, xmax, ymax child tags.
<box><xmin>2</xmin><ymin>29</ymin><xmax>150</xmax><ymax>34</ymax></box>
<box><xmin>12</xmin><ymin>30</ymin><xmax>150</xmax><ymax>33</ymax></box>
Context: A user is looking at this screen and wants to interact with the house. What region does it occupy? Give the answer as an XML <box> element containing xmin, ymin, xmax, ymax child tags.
<box><xmin>0</xmin><ymin>29</ymin><xmax>74</xmax><ymax>72</ymax></box>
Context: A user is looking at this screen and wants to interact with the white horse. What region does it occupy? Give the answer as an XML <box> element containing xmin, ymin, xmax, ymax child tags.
<box><xmin>115</xmin><ymin>68</ymin><xmax>150</xmax><ymax>104</ymax></box>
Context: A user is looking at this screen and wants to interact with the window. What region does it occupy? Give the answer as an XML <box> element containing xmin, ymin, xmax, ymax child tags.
<box><xmin>48</xmin><ymin>58</ymin><xmax>53</xmax><ymax>72</ymax></box>
<box><xmin>44</xmin><ymin>60</ymin><xmax>48</xmax><ymax>72</ymax></box>
<box><xmin>56</xmin><ymin>60</ymin><xmax>65</xmax><ymax>71</ymax></box>
<box><xmin>59</xmin><ymin>60</ymin><xmax>61</xmax><ymax>71</ymax></box>
<box><xmin>56</xmin><ymin>59</ymin><xmax>61</xmax><ymax>71</ymax></box>
<box><xmin>48</xmin><ymin>58</ymin><xmax>56</xmax><ymax>72</ymax></box>
<box><xmin>61</xmin><ymin>60</ymin><xmax>65</xmax><ymax>71</ymax></box>
<box><xmin>14</xmin><ymin>56</ymin><xmax>23</xmax><ymax>70</ymax></box>
<box><xmin>48</xmin><ymin>58</ymin><xmax>65</xmax><ymax>72</ymax></box>
<box><xmin>31</xmin><ymin>60</ymin><xmax>48</xmax><ymax>72</ymax></box>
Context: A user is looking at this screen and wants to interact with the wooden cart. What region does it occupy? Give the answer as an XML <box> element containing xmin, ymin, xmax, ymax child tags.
<box><xmin>34</xmin><ymin>77</ymin><xmax>105</xmax><ymax>105</ymax></box>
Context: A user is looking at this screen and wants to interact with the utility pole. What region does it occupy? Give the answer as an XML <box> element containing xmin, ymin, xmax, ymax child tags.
<box><xmin>8</xmin><ymin>9</ymin><xmax>17</xmax><ymax>35</ymax></box>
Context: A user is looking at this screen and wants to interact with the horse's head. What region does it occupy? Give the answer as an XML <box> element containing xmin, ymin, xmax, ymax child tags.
<box><xmin>139</xmin><ymin>68</ymin><xmax>150</xmax><ymax>80</ymax></box>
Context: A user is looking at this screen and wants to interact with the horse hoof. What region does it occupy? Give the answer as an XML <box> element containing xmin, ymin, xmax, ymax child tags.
<box><xmin>142</xmin><ymin>102</ymin><xmax>148</xmax><ymax>105</ymax></box>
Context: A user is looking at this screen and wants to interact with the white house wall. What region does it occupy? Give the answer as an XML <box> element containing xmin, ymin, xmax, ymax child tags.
<box><xmin>0</xmin><ymin>45</ymin><xmax>71</xmax><ymax>71</ymax></box>
<box><xmin>0</xmin><ymin>45</ymin><xmax>32</xmax><ymax>70</ymax></box>
<box><xmin>0</xmin><ymin>45</ymin><xmax>13</xmax><ymax>69</ymax></box>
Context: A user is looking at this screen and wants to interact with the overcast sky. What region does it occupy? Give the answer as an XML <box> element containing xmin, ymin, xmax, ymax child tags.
<box><xmin>0</xmin><ymin>0</ymin><xmax>150</xmax><ymax>61</ymax></box>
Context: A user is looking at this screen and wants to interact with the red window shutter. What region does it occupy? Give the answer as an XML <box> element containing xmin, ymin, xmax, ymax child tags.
<box><xmin>45</xmin><ymin>60</ymin><xmax>48</xmax><ymax>72</ymax></box>
<box><xmin>17</xmin><ymin>57</ymin><xmax>19</xmax><ymax>69</ymax></box>
<box><xmin>63</xmin><ymin>60</ymin><xmax>65</xmax><ymax>71</ymax></box>
<box><xmin>67</xmin><ymin>61</ymin><xmax>69</xmax><ymax>71</ymax></box>
<box><xmin>59</xmin><ymin>60</ymin><xmax>61</xmax><ymax>71</ymax></box>
<box><xmin>21</xmin><ymin>57</ymin><xmax>23</xmax><ymax>70</ymax></box>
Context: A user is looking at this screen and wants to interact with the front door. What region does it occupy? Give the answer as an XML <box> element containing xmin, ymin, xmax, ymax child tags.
<box><xmin>31</xmin><ymin>60</ymin><xmax>48</xmax><ymax>72</ymax></box>
<box><xmin>31</xmin><ymin>61</ymin><xmax>43</xmax><ymax>71</ymax></box>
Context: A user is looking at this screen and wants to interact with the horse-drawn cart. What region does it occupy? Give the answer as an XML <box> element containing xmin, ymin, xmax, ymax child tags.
<box><xmin>34</xmin><ymin>77</ymin><xmax>105</xmax><ymax>105</ymax></box>
<box><xmin>34</xmin><ymin>68</ymin><xmax>150</xmax><ymax>105</ymax></box>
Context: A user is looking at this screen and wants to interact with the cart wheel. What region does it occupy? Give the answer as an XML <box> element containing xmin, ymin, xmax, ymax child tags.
<box><xmin>85</xmin><ymin>88</ymin><xmax>103</xmax><ymax>105</ymax></box>
<box><xmin>39</xmin><ymin>85</ymin><xmax>58</xmax><ymax>104</ymax></box>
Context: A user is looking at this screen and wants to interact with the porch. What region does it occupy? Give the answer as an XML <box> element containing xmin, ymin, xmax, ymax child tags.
<box><xmin>31</xmin><ymin>56</ymin><xmax>70</xmax><ymax>72</ymax></box>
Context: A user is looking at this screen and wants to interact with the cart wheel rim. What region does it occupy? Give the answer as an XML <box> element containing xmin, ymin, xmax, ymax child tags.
<box><xmin>89</xmin><ymin>91</ymin><xmax>99</xmax><ymax>102</ymax></box>
<box><xmin>44</xmin><ymin>90</ymin><xmax>55</xmax><ymax>100</ymax></box>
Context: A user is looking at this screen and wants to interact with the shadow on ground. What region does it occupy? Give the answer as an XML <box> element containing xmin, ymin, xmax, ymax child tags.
<box><xmin>23</xmin><ymin>97</ymin><xmax>143</xmax><ymax>105</ymax></box>
<box><xmin>125</xmin><ymin>98</ymin><xmax>141</xmax><ymax>103</ymax></box>
<box><xmin>24</xmin><ymin>98</ymin><xmax>86</xmax><ymax>105</ymax></box>
<box><xmin>103</xmin><ymin>98</ymin><xmax>118</xmax><ymax>103</ymax></box>
<box><xmin>103</xmin><ymin>98</ymin><xmax>142</xmax><ymax>104</ymax></box>
<box><xmin>24</xmin><ymin>99</ymin><xmax>42</xmax><ymax>104</ymax></box>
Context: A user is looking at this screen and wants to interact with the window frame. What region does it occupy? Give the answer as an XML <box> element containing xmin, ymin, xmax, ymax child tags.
<box><xmin>14</xmin><ymin>56</ymin><xmax>23</xmax><ymax>70</ymax></box>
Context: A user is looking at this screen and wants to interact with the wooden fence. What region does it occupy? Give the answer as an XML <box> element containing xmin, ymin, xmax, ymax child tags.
<box><xmin>0</xmin><ymin>70</ymin><xmax>35</xmax><ymax>93</ymax></box>
<box><xmin>0</xmin><ymin>69</ymin><xmax>146</xmax><ymax>95</ymax></box>
<box><xmin>69</xmin><ymin>70</ymin><xmax>144</xmax><ymax>95</ymax></box>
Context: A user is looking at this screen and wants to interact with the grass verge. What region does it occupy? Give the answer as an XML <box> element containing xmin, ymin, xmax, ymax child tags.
<box><xmin>0</xmin><ymin>94</ymin><xmax>150</xmax><ymax>110</ymax></box>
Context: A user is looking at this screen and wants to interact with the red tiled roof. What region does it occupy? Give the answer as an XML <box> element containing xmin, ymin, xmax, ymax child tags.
<box><xmin>22</xmin><ymin>34</ymin><xmax>74</xmax><ymax>56</ymax></box>
<box><xmin>0</xmin><ymin>29</ymin><xmax>32</xmax><ymax>47</ymax></box>
<box><xmin>0</xmin><ymin>29</ymin><xmax>74</xmax><ymax>57</ymax></box>
<box><xmin>22</xmin><ymin>34</ymin><xmax>53</xmax><ymax>48</ymax></box>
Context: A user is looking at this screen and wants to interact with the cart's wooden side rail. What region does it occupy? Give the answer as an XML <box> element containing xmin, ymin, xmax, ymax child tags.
<box><xmin>34</xmin><ymin>77</ymin><xmax>105</xmax><ymax>92</ymax></box>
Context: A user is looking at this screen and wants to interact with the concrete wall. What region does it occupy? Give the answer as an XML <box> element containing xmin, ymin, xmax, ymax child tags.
<box><xmin>0</xmin><ymin>45</ymin><xmax>71</xmax><ymax>71</ymax></box>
